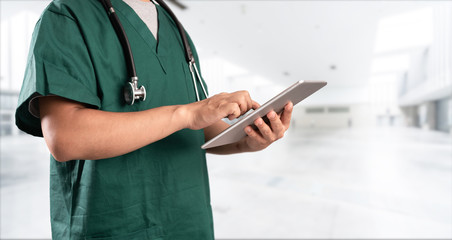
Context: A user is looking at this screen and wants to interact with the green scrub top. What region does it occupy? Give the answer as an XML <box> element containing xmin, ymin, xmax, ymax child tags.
<box><xmin>15</xmin><ymin>0</ymin><xmax>214</xmax><ymax>239</ymax></box>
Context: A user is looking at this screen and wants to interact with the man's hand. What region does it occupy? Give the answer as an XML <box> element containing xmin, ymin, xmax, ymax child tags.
<box><xmin>204</xmin><ymin>101</ymin><xmax>293</xmax><ymax>154</ymax></box>
<box><xmin>184</xmin><ymin>91</ymin><xmax>259</xmax><ymax>130</ymax></box>
<box><xmin>242</xmin><ymin>101</ymin><xmax>293</xmax><ymax>151</ymax></box>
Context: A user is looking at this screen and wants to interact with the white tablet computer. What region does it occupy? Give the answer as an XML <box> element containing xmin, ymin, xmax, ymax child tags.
<box><xmin>201</xmin><ymin>80</ymin><xmax>327</xmax><ymax>149</ymax></box>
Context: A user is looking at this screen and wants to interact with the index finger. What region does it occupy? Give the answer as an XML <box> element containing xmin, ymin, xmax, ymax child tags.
<box><xmin>252</xmin><ymin>100</ymin><xmax>260</xmax><ymax>110</ymax></box>
<box><xmin>237</xmin><ymin>90</ymin><xmax>253</xmax><ymax>113</ymax></box>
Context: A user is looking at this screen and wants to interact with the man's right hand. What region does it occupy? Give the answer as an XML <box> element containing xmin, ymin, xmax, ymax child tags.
<box><xmin>183</xmin><ymin>91</ymin><xmax>259</xmax><ymax>130</ymax></box>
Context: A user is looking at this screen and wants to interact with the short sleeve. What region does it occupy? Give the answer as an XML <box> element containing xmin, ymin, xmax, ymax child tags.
<box><xmin>15</xmin><ymin>8</ymin><xmax>101</xmax><ymax>137</ymax></box>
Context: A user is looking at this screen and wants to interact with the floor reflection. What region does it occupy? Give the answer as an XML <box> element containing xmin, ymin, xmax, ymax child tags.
<box><xmin>1</xmin><ymin>127</ymin><xmax>451</xmax><ymax>238</ymax></box>
<box><xmin>207</xmin><ymin>127</ymin><xmax>452</xmax><ymax>238</ymax></box>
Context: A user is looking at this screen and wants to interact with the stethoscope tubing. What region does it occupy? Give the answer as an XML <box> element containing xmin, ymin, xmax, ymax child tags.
<box><xmin>99</xmin><ymin>0</ymin><xmax>209</xmax><ymax>104</ymax></box>
<box><xmin>99</xmin><ymin>0</ymin><xmax>137</xmax><ymax>78</ymax></box>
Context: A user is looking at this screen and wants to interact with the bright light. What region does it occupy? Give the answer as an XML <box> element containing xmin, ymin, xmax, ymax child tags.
<box><xmin>371</xmin><ymin>54</ymin><xmax>410</xmax><ymax>74</ymax></box>
<box><xmin>374</xmin><ymin>8</ymin><xmax>433</xmax><ymax>53</ymax></box>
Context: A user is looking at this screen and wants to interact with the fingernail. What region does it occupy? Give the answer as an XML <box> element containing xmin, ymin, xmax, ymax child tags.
<box><xmin>269</xmin><ymin>112</ymin><xmax>276</xmax><ymax>119</ymax></box>
<box><xmin>245</xmin><ymin>127</ymin><xmax>252</xmax><ymax>133</ymax></box>
<box><xmin>256</xmin><ymin>119</ymin><xmax>263</xmax><ymax>126</ymax></box>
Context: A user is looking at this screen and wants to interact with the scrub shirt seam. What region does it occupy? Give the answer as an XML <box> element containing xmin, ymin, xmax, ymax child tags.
<box><xmin>36</xmin><ymin>58</ymin><xmax>101</xmax><ymax>109</ymax></box>
<box><xmin>46</xmin><ymin>9</ymin><xmax>77</xmax><ymax>22</ymax></box>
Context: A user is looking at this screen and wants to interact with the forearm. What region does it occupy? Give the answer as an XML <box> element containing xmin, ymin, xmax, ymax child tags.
<box><xmin>40</xmin><ymin>98</ymin><xmax>187</xmax><ymax>161</ymax></box>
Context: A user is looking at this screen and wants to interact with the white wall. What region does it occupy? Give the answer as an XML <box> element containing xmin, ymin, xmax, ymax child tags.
<box><xmin>293</xmin><ymin>104</ymin><xmax>374</xmax><ymax>129</ymax></box>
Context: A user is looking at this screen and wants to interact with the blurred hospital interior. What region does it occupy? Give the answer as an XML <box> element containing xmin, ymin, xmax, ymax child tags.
<box><xmin>1</xmin><ymin>0</ymin><xmax>451</xmax><ymax>239</ymax></box>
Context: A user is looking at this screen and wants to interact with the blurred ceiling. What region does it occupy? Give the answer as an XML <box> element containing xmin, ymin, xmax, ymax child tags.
<box><xmin>172</xmin><ymin>1</ymin><xmax>440</xmax><ymax>88</ymax></box>
<box><xmin>1</xmin><ymin>0</ymin><xmax>441</xmax><ymax>91</ymax></box>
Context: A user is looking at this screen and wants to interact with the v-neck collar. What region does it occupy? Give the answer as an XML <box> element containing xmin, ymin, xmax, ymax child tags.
<box><xmin>110</xmin><ymin>0</ymin><xmax>163</xmax><ymax>54</ymax></box>
<box><xmin>110</xmin><ymin>0</ymin><xmax>168</xmax><ymax>73</ymax></box>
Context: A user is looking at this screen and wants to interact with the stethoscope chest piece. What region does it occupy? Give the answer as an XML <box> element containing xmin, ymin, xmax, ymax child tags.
<box><xmin>124</xmin><ymin>77</ymin><xmax>146</xmax><ymax>105</ymax></box>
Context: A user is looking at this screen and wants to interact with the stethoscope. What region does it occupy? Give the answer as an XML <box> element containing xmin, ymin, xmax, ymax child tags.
<box><xmin>99</xmin><ymin>0</ymin><xmax>209</xmax><ymax>105</ymax></box>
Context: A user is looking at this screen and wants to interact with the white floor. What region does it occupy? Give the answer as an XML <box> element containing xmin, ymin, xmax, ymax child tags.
<box><xmin>1</xmin><ymin>126</ymin><xmax>451</xmax><ymax>239</ymax></box>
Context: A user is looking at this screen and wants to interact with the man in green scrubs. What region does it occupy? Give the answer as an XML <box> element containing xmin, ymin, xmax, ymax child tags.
<box><xmin>15</xmin><ymin>0</ymin><xmax>293</xmax><ymax>239</ymax></box>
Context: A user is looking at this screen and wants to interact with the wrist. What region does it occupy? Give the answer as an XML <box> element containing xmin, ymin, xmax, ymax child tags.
<box><xmin>174</xmin><ymin>104</ymin><xmax>190</xmax><ymax>130</ymax></box>
<box><xmin>236</xmin><ymin>138</ymin><xmax>251</xmax><ymax>153</ymax></box>
<box><xmin>239</xmin><ymin>137</ymin><xmax>267</xmax><ymax>153</ymax></box>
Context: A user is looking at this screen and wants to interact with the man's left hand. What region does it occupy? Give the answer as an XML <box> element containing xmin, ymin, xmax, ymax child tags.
<box><xmin>243</xmin><ymin>101</ymin><xmax>293</xmax><ymax>151</ymax></box>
